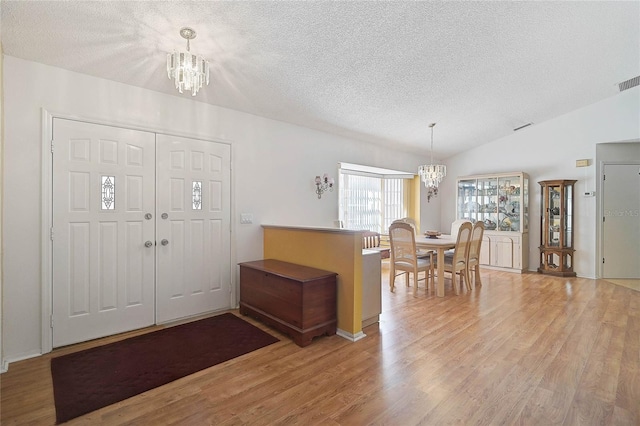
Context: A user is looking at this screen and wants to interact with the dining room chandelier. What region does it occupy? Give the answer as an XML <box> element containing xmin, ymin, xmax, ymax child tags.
<box><xmin>167</xmin><ymin>27</ymin><xmax>210</xmax><ymax>96</ymax></box>
<box><xmin>418</xmin><ymin>122</ymin><xmax>447</xmax><ymax>188</ymax></box>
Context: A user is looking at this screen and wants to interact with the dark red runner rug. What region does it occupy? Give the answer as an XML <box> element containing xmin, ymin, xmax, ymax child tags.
<box><xmin>51</xmin><ymin>313</ymin><xmax>278</xmax><ymax>424</ymax></box>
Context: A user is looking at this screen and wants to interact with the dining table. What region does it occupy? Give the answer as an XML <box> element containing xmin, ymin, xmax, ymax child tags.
<box><xmin>415</xmin><ymin>234</ymin><xmax>457</xmax><ymax>297</ymax></box>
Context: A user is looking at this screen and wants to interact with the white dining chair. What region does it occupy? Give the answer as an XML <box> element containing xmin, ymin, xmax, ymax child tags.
<box><xmin>388</xmin><ymin>222</ymin><xmax>434</xmax><ymax>296</ymax></box>
<box><xmin>466</xmin><ymin>221</ymin><xmax>485</xmax><ymax>288</ymax></box>
<box><xmin>434</xmin><ymin>221</ymin><xmax>473</xmax><ymax>295</ymax></box>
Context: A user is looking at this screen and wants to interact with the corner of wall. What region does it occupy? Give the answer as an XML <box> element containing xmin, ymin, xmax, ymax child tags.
<box><xmin>1</xmin><ymin>43</ymin><xmax>5</xmax><ymax>371</ymax></box>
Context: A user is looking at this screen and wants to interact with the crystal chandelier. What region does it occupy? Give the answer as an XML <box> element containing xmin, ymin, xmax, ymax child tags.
<box><xmin>167</xmin><ymin>27</ymin><xmax>210</xmax><ymax>96</ymax></box>
<box><xmin>418</xmin><ymin>122</ymin><xmax>446</xmax><ymax>189</ymax></box>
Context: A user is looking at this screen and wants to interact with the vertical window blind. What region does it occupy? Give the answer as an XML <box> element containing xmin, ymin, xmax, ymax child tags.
<box><xmin>339</xmin><ymin>164</ymin><xmax>413</xmax><ymax>234</ymax></box>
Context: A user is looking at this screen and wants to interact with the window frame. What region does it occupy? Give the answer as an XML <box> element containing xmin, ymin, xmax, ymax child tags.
<box><xmin>338</xmin><ymin>163</ymin><xmax>414</xmax><ymax>234</ymax></box>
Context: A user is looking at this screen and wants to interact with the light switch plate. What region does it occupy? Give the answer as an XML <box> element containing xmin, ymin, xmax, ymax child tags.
<box><xmin>240</xmin><ymin>213</ymin><xmax>253</xmax><ymax>224</ymax></box>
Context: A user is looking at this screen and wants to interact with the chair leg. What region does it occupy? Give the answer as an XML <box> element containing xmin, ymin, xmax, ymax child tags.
<box><xmin>389</xmin><ymin>264</ymin><xmax>395</xmax><ymax>292</ymax></box>
<box><xmin>452</xmin><ymin>272</ymin><xmax>460</xmax><ymax>295</ymax></box>
<box><xmin>430</xmin><ymin>264</ymin><xmax>435</xmax><ymax>293</ymax></box>
<box><xmin>465</xmin><ymin>267</ymin><xmax>472</xmax><ymax>291</ymax></box>
<box><xmin>474</xmin><ymin>265</ymin><xmax>482</xmax><ymax>287</ymax></box>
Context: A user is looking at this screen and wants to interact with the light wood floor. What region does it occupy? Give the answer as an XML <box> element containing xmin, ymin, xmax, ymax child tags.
<box><xmin>602</xmin><ymin>278</ymin><xmax>640</xmax><ymax>293</ymax></box>
<box><xmin>2</xmin><ymin>268</ymin><xmax>639</xmax><ymax>425</ymax></box>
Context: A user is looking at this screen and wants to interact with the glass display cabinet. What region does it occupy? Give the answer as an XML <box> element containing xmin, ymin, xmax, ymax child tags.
<box><xmin>538</xmin><ymin>179</ymin><xmax>577</xmax><ymax>277</ymax></box>
<box><xmin>456</xmin><ymin>172</ymin><xmax>529</xmax><ymax>272</ymax></box>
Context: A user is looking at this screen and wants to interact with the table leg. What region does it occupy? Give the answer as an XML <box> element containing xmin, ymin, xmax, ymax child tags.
<box><xmin>437</xmin><ymin>247</ymin><xmax>445</xmax><ymax>297</ymax></box>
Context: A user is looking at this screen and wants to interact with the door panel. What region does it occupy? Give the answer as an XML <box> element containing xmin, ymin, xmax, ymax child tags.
<box><xmin>603</xmin><ymin>164</ymin><xmax>640</xmax><ymax>278</ymax></box>
<box><xmin>53</xmin><ymin>119</ymin><xmax>156</xmax><ymax>347</ymax></box>
<box><xmin>156</xmin><ymin>134</ymin><xmax>231</xmax><ymax>323</ymax></box>
<box><xmin>494</xmin><ymin>237</ymin><xmax>514</xmax><ymax>268</ymax></box>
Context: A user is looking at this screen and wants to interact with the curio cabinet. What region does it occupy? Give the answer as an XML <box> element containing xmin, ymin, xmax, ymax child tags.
<box><xmin>538</xmin><ymin>179</ymin><xmax>577</xmax><ymax>277</ymax></box>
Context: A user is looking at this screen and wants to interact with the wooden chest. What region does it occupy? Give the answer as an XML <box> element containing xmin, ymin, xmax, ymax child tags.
<box><xmin>239</xmin><ymin>259</ymin><xmax>337</xmax><ymax>347</ymax></box>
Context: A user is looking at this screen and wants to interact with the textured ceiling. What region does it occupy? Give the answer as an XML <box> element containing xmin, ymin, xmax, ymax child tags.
<box><xmin>1</xmin><ymin>1</ymin><xmax>639</xmax><ymax>158</ymax></box>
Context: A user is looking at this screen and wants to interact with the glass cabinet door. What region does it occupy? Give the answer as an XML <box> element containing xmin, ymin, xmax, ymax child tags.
<box><xmin>498</xmin><ymin>176</ymin><xmax>521</xmax><ymax>231</ymax></box>
<box><xmin>457</xmin><ymin>179</ymin><xmax>476</xmax><ymax>222</ymax></box>
<box><xmin>523</xmin><ymin>176</ymin><xmax>529</xmax><ymax>232</ymax></box>
<box><xmin>456</xmin><ymin>172</ymin><xmax>528</xmax><ymax>235</ymax></box>
<box><xmin>547</xmin><ymin>185</ymin><xmax>561</xmax><ymax>246</ymax></box>
<box><xmin>477</xmin><ymin>177</ymin><xmax>497</xmax><ymax>229</ymax></box>
<box><xmin>565</xmin><ymin>184</ymin><xmax>572</xmax><ymax>247</ymax></box>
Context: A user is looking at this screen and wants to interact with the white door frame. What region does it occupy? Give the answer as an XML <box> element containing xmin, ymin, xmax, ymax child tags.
<box><xmin>41</xmin><ymin>109</ymin><xmax>236</xmax><ymax>354</ymax></box>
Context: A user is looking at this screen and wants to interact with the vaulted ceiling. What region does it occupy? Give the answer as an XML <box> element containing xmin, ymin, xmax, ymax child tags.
<box><xmin>1</xmin><ymin>1</ymin><xmax>638</xmax><ymax>158</ymax></box>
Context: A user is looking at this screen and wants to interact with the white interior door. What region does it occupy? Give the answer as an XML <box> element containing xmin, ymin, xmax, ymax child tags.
<box><xmin>52</xmin><ymin>119</ymin><xmax>156</xmax><ymax>347</ymax></box>
<box><xmin>155</xmin><ymin>134</ymin><xmax>232</xmax><ymax>323</ymax></box>
<box><xmin>602</xmin><ymin>163</ymin><xmax>640</xmax><ymax>278</ymax></box>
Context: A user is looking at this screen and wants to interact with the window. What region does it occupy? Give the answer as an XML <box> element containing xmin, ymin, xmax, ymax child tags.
<box><xmin>338</xmin><ymin>163</ymin><xmax>414</xmax><ymax>234</ymax></box>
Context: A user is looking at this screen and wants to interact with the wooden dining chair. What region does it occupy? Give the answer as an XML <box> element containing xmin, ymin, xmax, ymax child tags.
<box><xmin>466</xmin><ymin>221</ymin><xmax>485</xmax><ymax>288</ymax></box>
<box><xmin>392</xmin><ymin>217</ymin><xmax>431</xmax><ymax>258</ymax></box>
<box><xmin>393</xmin><ymin>217</ymin><xmax>420</xmax><ymax>235</ymax></box>
<box><xmin>388</xmin><ymin>222</ymin><xmax>434</xmax><ymax>296</ymax></box>
<box><xmin>434</xmin><ymin>221</ymin><xmax>473</xmax><ymax>295</ymax></box>
<box><xmin>362</xmin><ymin>230</ymin><xmax>390</xmax><ymax>259</ymax></box>
<box><xmin>450</xmin><ymin>219</ymin><xmax>472</xmax><ymax>238</ymax></box>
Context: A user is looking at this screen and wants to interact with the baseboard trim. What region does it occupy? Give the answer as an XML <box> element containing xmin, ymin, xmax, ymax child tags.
<box><xmin>2</xmin><ymin>350</ymin><xmax>43</xmax><ymax>372</ymax></box>
<box><xmin>336</xmin><ymin>328</ymin><xmax>366</xmax><ymax>342</ymax></box>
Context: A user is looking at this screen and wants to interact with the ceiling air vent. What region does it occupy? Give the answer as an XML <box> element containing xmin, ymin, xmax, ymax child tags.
<box><xmin>619</xmin><ymin>75</ymin><xmax>640</xmax><ymax>92</ymax></box>
<box><xmin>513</xmin><ymin>122</ymin><xmax>533</xmax><ymax>132</ymax></box>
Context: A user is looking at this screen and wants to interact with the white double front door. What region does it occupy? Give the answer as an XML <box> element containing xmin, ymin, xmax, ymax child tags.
<box><xmin>52</xmin><ymin>118</ymin><xmax>231</xmax><ymax>347</ymax></box>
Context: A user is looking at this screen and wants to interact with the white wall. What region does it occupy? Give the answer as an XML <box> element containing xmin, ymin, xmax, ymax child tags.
<box><xmin>1</xmin><ymin>56</ymin><xmax>428</xmax><ymax>362</ymax></box>
<box><xmin>440</xmin><ymin>87</ymin><xmax>640</xmax><ymax>278</ymax></box>
<box><xmin>0</xmin><ymin>44</ymin><xmax>4</xmax><ymax>371</ymax></box>
<box><xmin>5</xmin><ymin>54</ymin><xmax>637</xmax><ymax>363</ymax></box>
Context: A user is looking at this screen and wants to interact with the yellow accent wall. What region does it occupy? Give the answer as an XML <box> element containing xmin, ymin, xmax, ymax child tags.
<box><xmin>409</xmin><ymin>176</ymin><xmax>421</xmax><ymax>231</ymax></box>
<box><xmin>263</xmin><ymin>226</ymin><xmax>363</xmax><ymax>336</ymax></box>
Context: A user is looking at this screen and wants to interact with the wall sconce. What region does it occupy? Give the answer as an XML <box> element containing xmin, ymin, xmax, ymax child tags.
<box><xmin>315</xmin><ymin>174</ymin><xmax>334</xmax><ymax>199</ymax></box>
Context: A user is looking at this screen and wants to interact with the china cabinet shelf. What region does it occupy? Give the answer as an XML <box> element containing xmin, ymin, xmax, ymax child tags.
<box><xmin>538</xmin><ymin>179</ymin><xmax>576</xmax><ymax>277</ymax></box>
<box><xmin>457</xmin><ymin>172</ymin><xmax>529</xmax><ymax>273</ymax></box>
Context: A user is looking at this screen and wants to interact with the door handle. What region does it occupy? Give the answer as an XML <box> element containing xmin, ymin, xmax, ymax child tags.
<box><xmin>144</xmin><ymin>241</ymin><xmax>153</xmax><ymax>248</ymax></box>
<box><xmin>161</xmin><ymin>239</ymin><xmax>169</xmax><ymax>246</ymax></box>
